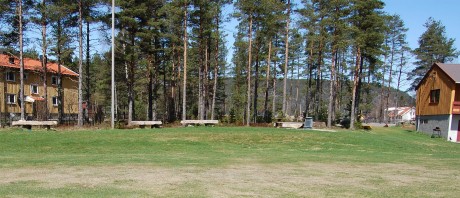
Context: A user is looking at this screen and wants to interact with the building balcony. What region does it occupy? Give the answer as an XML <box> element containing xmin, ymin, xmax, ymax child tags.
<box><xmin>453</xmin><ymin>101</ymin><xmax>460</xmax><ymax>114</ymax></box>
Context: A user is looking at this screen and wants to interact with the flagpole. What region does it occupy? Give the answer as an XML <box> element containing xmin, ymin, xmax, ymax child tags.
<box><xmin>111</xmin><ymin>0</ymin><xmax>115</xmax><ymax>129</ymax></box>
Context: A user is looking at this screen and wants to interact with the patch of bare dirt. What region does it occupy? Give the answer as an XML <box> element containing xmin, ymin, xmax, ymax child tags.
<box><xmin>0</xmin><ymin>162</ymin><xmax>458</xmax><ymax>197</ymax></box>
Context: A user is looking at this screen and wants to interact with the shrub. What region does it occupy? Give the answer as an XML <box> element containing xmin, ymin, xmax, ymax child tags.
<box><xmin>340</xmin><ymin>118</ymin><xmax>350</xmax><ymax>129</ymax></box>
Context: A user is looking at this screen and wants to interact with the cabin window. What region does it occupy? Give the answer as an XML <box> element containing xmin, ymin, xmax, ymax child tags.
<box><xmin>51</xmin><ymin>75</ymin><xmax>58</xmax><ymax>85</ymax></box>
<box><xmin>430</xmin><ymin>89</ymin><xmax>440</xmax><ymax>104</ymax></box>
<box><xmin>6</xmin><ymin>71</ymin><xmax>15</xmax><ymax>81</ymax></box>
<box><xmin>7</xmin><ymin>94</ymin><xmax>16</xmax><ymax>104</ymax></box>
<box><xmin>30</xmin><ymin>84</ymin><xmax>39</xmax><ymax>94</ymax></box>
<box><xmin>52</xmin><ymin>96</ymin><xmax>58</xmax><ymax>106</ymax></box>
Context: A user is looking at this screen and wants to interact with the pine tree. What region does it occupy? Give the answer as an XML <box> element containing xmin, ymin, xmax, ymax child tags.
<box><xmin>82</xmin><ymin>0</ymin><xmax>103</xmax><ymax>124</ymax></box>
<box><xmin>0</xmin><ymin>0</ymin><xmax>34</xmax><ymax>121</ymax></box>
<box><xmin>349</xmin><ymin>0</ymin><xmax>384</xmax><ymax>130</ymax></box>
<box><xmin>409</xmin><ymin>17</ymin><xmax>459</xmax><ymax>90</ymax></box>
<box><xmin>259</xmin><ymin>2</ymin><xmax>285</xmax><ymax>121</ymax></box>
<box><xmin>382</xmin><ymin>14</ymin><xmax>408</xmax><ymax>123</ymax></box>
<box><xmin>49</xmin><ymin>0</ymin><xmax>77</xmax><ymax>124</ymax></box>
<box><xmin>323</xmin><ymin>0</ymin><xmax>349</xmax><ymax>128</ymax></box>
<box><xmin>234</xmin><ymin>0</ymin><xmax>258</xmax><ymax>126</ymax></box>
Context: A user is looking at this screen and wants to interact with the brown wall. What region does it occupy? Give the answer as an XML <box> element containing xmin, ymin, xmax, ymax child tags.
<box><xmin>1</xmin><ymin>68</ymin><xmax>78</xmax><ymax>116</ymax></box>
<box><xmin>455</xmin><ymin>85</ymin><xmax>460</xmax><ymax>101</ymax></box>
<box><xmin>416</xmin><ymin>66</ymin><xmax>455</xmax><ymax>116</ymax></box>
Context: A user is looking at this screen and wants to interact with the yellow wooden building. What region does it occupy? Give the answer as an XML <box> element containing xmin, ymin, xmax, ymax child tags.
<box><xmin>415</xmin><ymin>63</ymin><xmax>460</xmax><ymax>142</ymax></box>
<box><xmin>0</xmin><ymin>54</ymin><xmax>79</xmax><ymax>122</ymax></box>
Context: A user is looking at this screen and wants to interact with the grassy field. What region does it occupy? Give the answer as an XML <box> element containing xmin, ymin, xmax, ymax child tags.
<box><xmin>0</xmin><ymin>126</ymin><xmax>459</xmax><ymax>197</ymax></box>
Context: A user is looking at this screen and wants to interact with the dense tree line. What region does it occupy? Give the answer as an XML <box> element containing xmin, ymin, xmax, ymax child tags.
<box><xmin>0</xmin><ymin>0</ymin><xmax>457</xmax><ymax>128</ymax></box>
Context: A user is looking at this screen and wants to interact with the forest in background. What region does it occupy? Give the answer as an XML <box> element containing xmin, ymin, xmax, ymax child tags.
<box><xmin>0</xmin><ymin>0</ymin><xmax>457</xmax><ymax>129</ymax></box>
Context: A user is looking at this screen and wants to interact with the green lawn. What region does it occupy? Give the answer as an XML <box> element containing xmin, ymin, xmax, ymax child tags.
<box><xmin>0</xmin><ymin>127</ymin><xmax>459</xmax><ymax>197</ymax></box>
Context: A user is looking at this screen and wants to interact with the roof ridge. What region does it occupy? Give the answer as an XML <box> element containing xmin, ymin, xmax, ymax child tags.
<box><xmin>0</xmin><ymin>54</ymin><xmax>78</xmax><ymax>76</ymax></box>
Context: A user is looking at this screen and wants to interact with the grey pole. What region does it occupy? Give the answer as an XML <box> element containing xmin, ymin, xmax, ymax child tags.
<box><xmin>111</xmin><ymin>0</ymin><xmax>115</xmax><ymax>129</ymax></box>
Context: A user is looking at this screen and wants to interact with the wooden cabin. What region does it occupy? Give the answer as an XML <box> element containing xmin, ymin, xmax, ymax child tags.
<box><xmin>0</xmin><ymin>53</ymin><xmax>79</xmax><ymax>123</ymax></box>
<box><xmin>415</xmin><ymin>63</ymin><xmax>460</xmax><ymax>142</ymax></box>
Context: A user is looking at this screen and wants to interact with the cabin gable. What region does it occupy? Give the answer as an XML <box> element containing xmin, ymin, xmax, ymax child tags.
<box><xmin>416</xmin><ymin>65</ymin><xmax>455</xmax><ymax>116</ymax></box>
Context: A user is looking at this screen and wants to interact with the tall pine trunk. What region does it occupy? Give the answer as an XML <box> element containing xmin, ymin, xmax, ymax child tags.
<box><xmin>386</xmin><ymin>40</ymin><xmax>395</xmax><ymax>123</ymax></box>
<box><xmin>77</xmin><ymin>0</ymin><xmax>83</xmax><ymax>126</ymax></box>
<box><xmin>315</xmin><ymin>37</ymin><xmax>324</xmax><ymax>119</ymax></box>
<box><xmin>148</xmin><ymin>55</ymin><xmax>153</xmax><ymax>120</ymax></box>
<box><xmin>272</xmin><ymin>36</ymin><xmax>279</xmax><ymax>118</ymax></box>
<box><xmin>246</xmin><ymin>15</ymin><xmax>253</xmax><ymax>126</ymax></box>
<box><xmin>127</xmin><ymin>33</ymin><xmax>135</xmax><ymax>124</ymax></box>
<box><xmin>272</xmin><ymin>55</ymin><xmax>277</xmax><ymax>118</ymax></box>
<box><xmin>210</xmin><ymin>16</ymin><xmax>219</xmax><ymax>120</ymax></box>
<box><xmin>350</xmin><ymin>47</ymin><xmax>361</xmax><ymax>130</ymax></box>
<box><xmin>380</xmin><ymin>47</ymin><xmax>387</xmax><ymax>123</ymax></box>
<box><xmin>281</xmin><ymin>0</ymin><xmax>290</xmax><ymax>117</ymax></box>
<box><xmin>198</xmin><ymin>4</ymin><xmax>205</xmax><ymax>120</ymax></box>
<box><xmin>355</xmin><ymin>57</ymin><xmax>364</xmax><ymax>121</ymax></box>
<box><xmin>85</xmin><ymin>17</ymin><xmax>91</xmax><ymax>123</ymax></box>
<box><xmin>327</xmin><ymin>48</ymin><xmax>337</xmax><ymax>128</ymax></box>
<box><xmin>263</xmin><ymin>40</ymin><xmax>272</xmax><ymax>121</ymax></box>
<box><xmin>294</xmin><ymin>57</ymin><xmax>300</xmax><ymax>119</ymax></box>
<box><xmin>304</xmin><ymin>45</ymin><xmax>314</xmax><ymax>118</ymax></box>
<box><xmin>57</xmin><ymin>19</ymin><xmax>63</xmax><ymax>124</ymax></box>
<box><xmin>18</xmin><ymin>0</ymin><xmax>25</xmax><ymax>120</ymax></box>
<box><xmin>182</xmin><ymin>3</ymin><xmax>188</xmax><ymax>121</ymax></box>
<box><xmin>395</xmin><ymin>50</ymin><xmax>405</xmax><ymax>118</ymax></box>
<box><xmin>253</xmin><ymin>40</ymin><xmax>260</xmax><ymax>123</ymax></box>
<box><xmin>41</xmin><ymin>0</ymin><xmax>48</xmax><ymax>121</ymax></box>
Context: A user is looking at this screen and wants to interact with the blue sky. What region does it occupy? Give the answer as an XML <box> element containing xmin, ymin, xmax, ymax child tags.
<box><xmin>383</xmin><ymin>0</ymin><xmax>460</xmax><ymax>59</ymax></box>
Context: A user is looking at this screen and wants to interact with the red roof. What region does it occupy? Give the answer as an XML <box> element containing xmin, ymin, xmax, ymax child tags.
<box><xmin>0</xmin><ymin>54</ymin><xmax>78</xmax><ymax>76</ymax></box>
<box><xmin>388</xmin><ymin>107</ymin><xmax>413</xmax><ymax>118</ymax></box>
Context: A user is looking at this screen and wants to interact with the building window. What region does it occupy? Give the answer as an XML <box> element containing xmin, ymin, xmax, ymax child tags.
<box><xmin>52</xmin><ymin>96</ymin><xmax>58</xmax><ymax>106</ymax></box>
<box><xmin>51</xmin><ymin>75</ymin><xmax>58</xmax><ymax>85</ymax></box>
<box><xmin>7</xmin><ymin>94</ymin><xmax>16</xmax><ymax>104</ymax></box>
<box><xmin>30</xmin><ymin>84</ymin><xmax>39</xmax><ymax>94</ymax></box>
<box><xmin>23</xmin><ymin>72</ymin><xmax>28</xmax><ymax>80</ymax></box>
<box><xmin>6</xmin><ymin>71</ymin><xmax>15</xmax><ymax>81</ymax></box>
<box><xmin>430</xmin><ymin>89</ymin><xmax>440</xmax><ymax>104</ymax></box>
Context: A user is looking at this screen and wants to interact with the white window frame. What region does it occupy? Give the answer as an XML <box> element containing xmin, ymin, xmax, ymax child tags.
<box><xmin>6</xmin><ymin>71</ymin><xmax>15</xmax><ymax>82</ymax></box>
<box><xmin>6</xmin><ymin>94</ymin><xmax>16</xmax><ymax>104</ymax></box>
<box><xmin>52</xmin><ymin>96</ymin><xmax>58</xmax><ymax>106</ymax></box>
<box><xmin>51</xmin><ymin>75</ymin><xmax>58</xmax><ymax>85</ymax></box>
<box><xmin>30</xmin><ymin>84</ymin><xmax>39</xmax><ymax>95</ymax></box>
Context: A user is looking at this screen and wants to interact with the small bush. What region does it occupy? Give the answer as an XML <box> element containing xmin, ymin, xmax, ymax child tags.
<box><xmin>354</xmin><ymin>121</ymin><xmax>363</xmax><ymax>129</ymax></box>
<box><xmin>340</xmin><ymin>118</ymin><xmax>350</xmax><ymax>129</ymax></box>
<box><xmin>264</xmin><ymin>111</ymin><xmax>272</xmax><ymax>123</ymax></box>
<box><xmin>229</xmin><ymin>108</ymin><xmax>236</xmax><ymax>123</ymax></box>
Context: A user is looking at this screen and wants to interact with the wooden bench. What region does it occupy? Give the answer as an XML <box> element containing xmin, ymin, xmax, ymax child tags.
<box><xmin>12</xmin><ymin>120</ymin><xmax>58</xmax><ymax>130</ymax></box>
<box><xmin>362</xmin><ymin>125</ymin><xmax>372</xmax><ymax>130</ymax></box>
<box><xmin>274</xmin><ymin>122</ymin><xmax>304</xmax><ymax>129</ymax></box>
<box><xmin>129</xmin><ymin>121</ymin><xmax>163</xmax><ymax>128</ymax></box>
<box><xmin>180</xmin><ymin>120</ymin><xmax>219</xmax><ymax>126</ymax></box>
